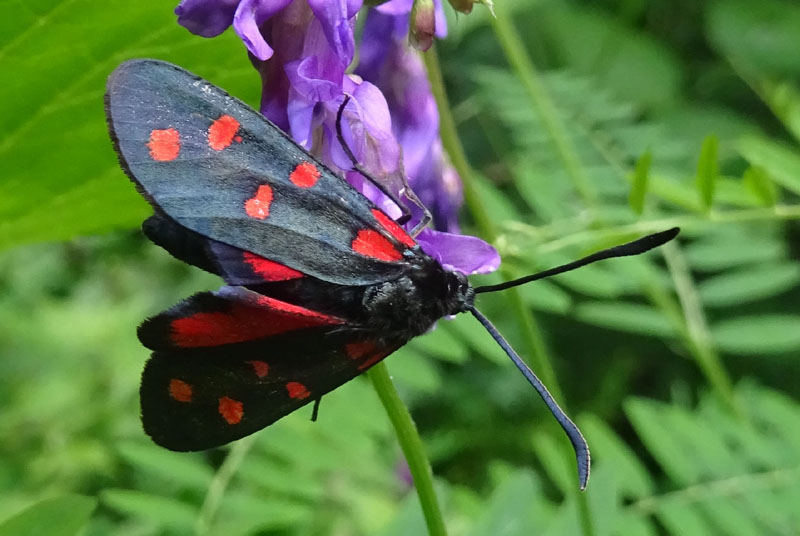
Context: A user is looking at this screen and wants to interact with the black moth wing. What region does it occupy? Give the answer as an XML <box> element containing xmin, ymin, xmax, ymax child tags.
<box><xmin>105</xmin><ymin>58</ymin><xmax>417</xmax><ymax>286</ymax></box>
<box><xmin>139</xmin><ymin>287</ymin><xmax>399</xmax><ymax>451</ymax></box>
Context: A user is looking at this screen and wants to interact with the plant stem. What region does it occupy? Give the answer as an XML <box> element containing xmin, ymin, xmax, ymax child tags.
<box><xmin>661</xmin><ymin>242</ymin><xmax>741</xmax><ymax>416</ymax></box>
<box><xmin>490</xmin><ymin>5</ymin><xmax>599</xmax><ymax>211</ymax></box>
<box><xmin>423</xmin><ymin>43</ymin><xmax>593</xmax><ymax>533</ymax></box>
<box><xmin>368</xmin><ymin>362</ymin><xmax>447</xmax><ymax>536</ymax></box>
<box><xmin>195</xmin><ymin>435</ymin><xmax>257</xmax><ymax>535</ymax></box>
<box><xmin>422</xmin><ymin>45</ymin><xmax>564</xmax><ymax>403</ymax></box>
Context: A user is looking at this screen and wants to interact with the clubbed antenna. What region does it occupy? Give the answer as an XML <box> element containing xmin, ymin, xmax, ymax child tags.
<box><xmin>468</xmin><ymin>228</ymin><xmax>680</xmax><ymax>489</ymax></box>
<box><xmin>475</xmin><ymin>228</ymin><xmax>679</xmax><ymax>294</ymax></box>
<box><xmin>467</xmin><ymin>306</ymin><xmax>590</xmax><ymax>490</ymax></box>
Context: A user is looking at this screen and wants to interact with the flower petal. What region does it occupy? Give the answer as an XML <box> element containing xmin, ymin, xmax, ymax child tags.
<box><xmin>434</xmin><ymin>0</ymin><xmax>447</xmax><ymax>38</ymax></box>
<box><xmin>416</xmin><ymin>229</ymin><xmax>500</xmax><ymax>274</ymax></box>
<box><xmin>307</xmin><ymin>0</ymin><xmax>360</xmax><ymax>63</ymax></box>
<box><xmin>376</xmin><ymin>0</ymin><xmax>414</xmax><ymax>15</ymax></box>
<box><xmin>233</xmin><ymin>0</ymin><xmax>293</xmax><ymax>60</ymax></box>
<box><xmin>285</xmin><ymin>57</ymin><xmax>342</xmax><ymax>103</ymax></box>
<box><xmin>175</xmin><ymin>0</ymin><xmax>240</xmax><ymax>37</ymax></box>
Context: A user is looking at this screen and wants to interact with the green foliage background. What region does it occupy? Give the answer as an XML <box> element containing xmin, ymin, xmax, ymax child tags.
<box><xmin>2</xmin><ymin>0</ymin><xmax>800</xmax><ymax>534</ymax></box>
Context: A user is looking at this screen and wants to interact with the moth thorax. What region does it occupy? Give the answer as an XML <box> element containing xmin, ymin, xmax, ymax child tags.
<box><xmin>361</xmin><ymin>265</ymin><xmax>472</xmax><ymax>340</ymax></box>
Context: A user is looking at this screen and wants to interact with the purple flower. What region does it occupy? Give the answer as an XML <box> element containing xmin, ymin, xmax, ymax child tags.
<box><xmin>356</xmin><ymin>9</ymin><xmax>498</xmax><ymax>273</ymax></box>
<box><xmin>175</xmin><ymin>0</ymin><xmax>360</xmax><ymax>61</ymax></box>
<box><xmin>174</xmin><ymin>0</ymin><xmax>500</xmax><ymax>275</ymax></box>
<box><xmin>357</xmin><ymin>10</ymin><xmax>458</xmax><ymax>233</ymax></box>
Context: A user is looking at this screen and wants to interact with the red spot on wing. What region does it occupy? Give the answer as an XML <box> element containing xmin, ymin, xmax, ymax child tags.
<box><xmin>243</xmin><ymin>252</ymin><xmax>304</xmax><ymax>281</ymax></box>
<box><xmin>170</xmin><ymin>297</ymin><xmax>342</xmax><ymax>348</ymax></box>
<box><xmin>372</xmin><ymin>209</ymin><xmax>415</xmax><ymax>247</ymax></box>
<box><xmin>244</xmin><ymin>184</ymin><xmax>273</xmax><ymax>220</ymax></box>
<box><xmin>289</xmin><ymin>161</ymin><xmax>321</xmax><ymax>188</ymax></box>
<box><xmin>234</xmin><ymin>135</ymin><xmax>243</xmax><ymax>143</ymax></box>
<box><xmin>147</xmin><ymin>128</ymin><xmax>180</xmax><ymax>161</ymax></box>
<box><xmin>169</xmin><ymin>379</ymin><xmax>192</xmax><ymax>402</ymax></box>
<box><xmin>345</xmin><ymin>341</ymin><xmax>392</xmax><ymax>371</ymax></box>
<box><xmin>352</xmin><ymin>230</ymin><xmax>402</xmax><ymax>261</ymax></box>
<box><xmin>286</xmin><ymin>382</ymin><xmax>310</xmax><ymax>400</ymax></box>
<box><xmin>357</xmin><ymin>353</ymin><xmax>388</xmax><ymax>371</ymax></box>
<box><xmin>345</xmin><ymin>341</ymin><xmax>377</xmax><ymax>360</ymax></box>
<box><xmin>219</xmin><ymin>396</ymin><xmax>244</xmax><ymax>424</ymax></box>
<box><xmin>208</xmin><ymin>115</ymin><xmax>241</xmax><ymax>151</ymax></box>
<box><xmin>247</xmin><ymin>360</ymin><xmax>270</xmax><ymax>378</ymax></box>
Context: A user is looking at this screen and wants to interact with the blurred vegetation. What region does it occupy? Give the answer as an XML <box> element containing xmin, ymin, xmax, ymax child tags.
<box><xmin>2</xmin><ymin>0</ymin><xmax>800</xmax><ymax>534</ymax></box>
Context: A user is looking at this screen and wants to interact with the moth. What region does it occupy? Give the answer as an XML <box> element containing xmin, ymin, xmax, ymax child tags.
<box><xmin>105</xmin><ymin>59</ymin><xmax>678</xmax><ymax>489</ymax></box>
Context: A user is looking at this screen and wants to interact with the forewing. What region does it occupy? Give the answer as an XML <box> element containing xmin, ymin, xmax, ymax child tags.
<box><xmin>139</xmin><ymin>289</ymin><xmax>398</xmax><ymax>451</ymax></box>
<box><xmin>105</xmin><ymin>59</ymin><xmax>417</xmax><ymax>285</ymax></box>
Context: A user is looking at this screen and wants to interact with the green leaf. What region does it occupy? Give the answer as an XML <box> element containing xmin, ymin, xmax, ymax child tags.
<box><xmin>698</xmin><ymin>264</ymin><xmax>800</xmax><ymax>307</ymax></box>
<box><xmin>712</xmin><ymin>315</ymin><xmax>800</xmax><ymax>354</ymax></box>
<box><xmin>386</xmin><ymin>349</ymin><xmax>442</xmax><ymax>392</ymax></box>
<box><xmin>100</xmin><ymin>489</ymin><xmax>197</xmax><ymax>529</ymax></box>
<box><xmin>628</xmin><ymin>150</ymin><xmax>651</xmax><ymax>215</ymax></box>
<box><xmin>695</xmin><ymin>135</ymin><xmax>719</xmax><ymax>209</ymax></box>
<box><xmin>737</xmin><ymin>135</ymin><xmax>800</xmax><ymax>196</ymax></box>
<box><xmin>117</xmin><ymin>441</ymin><xmax>214</xmax><ymax>489</ymax></box>
<box><xmin>574</xmin><ymin>302</ymin><xmax>674</xmax><ymax>338</ymax></box>
<box><xmin>447</xmin><ymin>313</ymin><xmax>508</xmax><ymax>365</ymax></box>
<box><xmin>0</xmin><ymin>495</ymin><xmax>96</xmax><ymax>536</ymax></box>
<box><xmin>707</xmin><ymin>0</ymin><xmax>800</xmax><ymax>77</ymax></box>
<box><xmin>742</xmin><ymin>165</ymin><xmax>778</xmax><ymax>206</ymax></box>
<box><xmin>756</xmin><ymin>78</ymin><xmax>800</xmax><ymax>145</ymax></box>
<box><xmin>579</xmin><ymin>415</ymin><xmax>654</xmax><ymax>498</ymax></box>
<box><xmin>0</xmin><ymin>0</ymin><xmax>258</xmax><ymax>250</ymax></box>
<box><xmin>684</xmin><ymin>232</ymin><xmax>786</xmax><ymax>272</ymax></box>
<box><xmin>467</xmin><ymin>470</ymin><xmax>546</xmax><ymax>536</ymax></box>
<box><xmin>407</xmin><ymin>322</ymin><xmax>470</xmax><ymax>363</ymax></box>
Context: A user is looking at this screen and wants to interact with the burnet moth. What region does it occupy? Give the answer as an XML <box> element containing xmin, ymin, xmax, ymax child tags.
<box><xmin>105</xmin><ymin>59</ymin><xmax>679</xmax><ymax>490</ymax></box>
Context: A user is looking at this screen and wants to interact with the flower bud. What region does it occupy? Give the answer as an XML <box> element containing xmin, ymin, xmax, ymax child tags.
<box><xmin>446</xmin><ymin>0</ymin><xmax>494</xmax><ymax>15</ymax></box>
<box><xmin>409</xmin><ymin>0</ymin><xmax>436</xmax><ymax>51</ymax></box>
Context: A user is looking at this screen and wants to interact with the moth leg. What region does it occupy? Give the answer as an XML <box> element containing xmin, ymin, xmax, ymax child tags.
<box><xmin>311</xmin><ymin>396</ymin><xmax>322</xmax><ymax>422</ymax></box>
<box><xmin>336</xmin><ymin>96</ymin><xmax>432</xmax><ymax>232</ymax></box>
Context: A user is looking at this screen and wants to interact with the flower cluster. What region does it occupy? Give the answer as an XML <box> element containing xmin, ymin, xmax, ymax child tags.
<box><xmin>174</xmin><ymin>0</ymin><xmax>499</xmax><ymax>274</ymax></box>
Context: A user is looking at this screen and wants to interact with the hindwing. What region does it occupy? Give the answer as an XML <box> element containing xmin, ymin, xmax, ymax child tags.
<box><xmin>139</xmin><ymin>287</ymin><xmax>399</xmax><ymax>451</ymax></box>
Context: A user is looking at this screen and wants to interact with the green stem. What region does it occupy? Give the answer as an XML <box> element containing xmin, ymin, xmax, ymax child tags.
<box><xmin>367</xmin><ymin>362</ymin><xmax>447</xmax><ymax>536</ymax></box>
<box><xmin>490</xmin><ymin>6</ymin><xmax>599</xmax><ymax>210</ymax></box>
<box><xmin>660</xmin><ymin>242</ymin><xmax>741</xmax><ymax>416</ymax></box>
<box><xmin>422</xmin><ymin>45</ymin><xmax>563</xmax><ymax>403</ymax></box>
<box><xmin>423</xmin><ymin>43</ymin><xmax>594</xmax><ymax>532</ymax></box>
<box><xmin>509</xmin><ymin>204</ymin><xmax>800</xmax><ymax>253</ymax></box>
<box><xmin>195</xmin><ymin>435</ymin><xmax>257</xmax><ymax>535</ymax></box>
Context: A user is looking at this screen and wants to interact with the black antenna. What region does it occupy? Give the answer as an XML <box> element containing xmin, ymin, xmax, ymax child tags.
<box><xmin>467</xmin><ymin>228</ymin><xmax>680</xmax><ymax>489</ymax></box>
<box><xmin>475</xmin><ymin>228</ymin><xmax>679</xmax><ymax>294</ymax></box>
<box><xmin>468</xmin><ymin>306</ymin><xmax>590</xmax><ymax>490</ymax></box>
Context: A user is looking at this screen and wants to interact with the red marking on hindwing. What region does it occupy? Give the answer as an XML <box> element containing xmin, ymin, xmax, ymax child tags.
<box><xmin>286</xmin><ymin>382</ymin><xmax>310</xmax><ymax>400</ymax></box>
<box><xmin>345</xmin><ymin>341</ymin><xmax>390</xmax><ymax>371</ymax></box>
<box><xmin>170</xmin><ymin>297</ymin><xmax>342</xmax><ymax>348</ymax></box>
<box><xmin>244</xmin><ymin>184</ymin><xmax>273</xmax><ymax>220</ymax></box>
<box><xmin>289</xmin><ymin>161</ymin><xmax>321</xmax><ymax>188</ymax></box>
<box><xmin>345</xmin><ymin>341</ymin><xmax>377</xmax><ymax>360</ymax></box>
<box><xmin>247</xmin><ymin>360</ymin><xmax>270</xmax><ymax>378</ymax></box>
<box><xmin>219</xmin><ymin>396</ymin><xmax>244</xmax><ymax>424</ymax></box>
<box><xmin>352</xmin><ymin>230</ymin><xmax>402</xmax><ymax>261</ymax></box>
<box><xmin>234</xmin><ymin>135</ymin><xmax>243</xmax><ymax>143</ymax></box>
<box><xmin>147</xmin><ymin>128</ymin><xmax>180</xmax><ymax>161</ymax></box>
<box><xmin>243</xmin><ymin>252</ymin><xmax>304</xmax><ymax>281</ymax></box>
<box><xmin>169</xmin><ymin>379</ymin><xmax>192</xmax><ymax>402</ymax></box>
<box><xmin>208</xmin><ymin>115</ymin><xmax>241</xmax><ymax>151</ymax></box>
<box><xmin>372</xmin><ymin>209</ymin><xmax>415</xmax><ymax>247</ymax></box>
